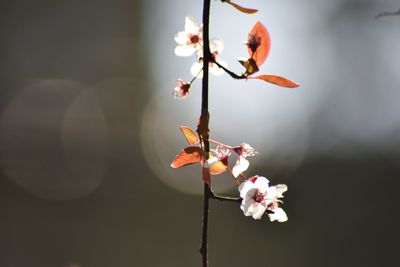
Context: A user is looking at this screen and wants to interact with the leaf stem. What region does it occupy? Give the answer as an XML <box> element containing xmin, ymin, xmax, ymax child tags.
<box><xmin>212</xmin><ymin>59</ymin><xmax>246</xmax><ymax>80</ymax></box>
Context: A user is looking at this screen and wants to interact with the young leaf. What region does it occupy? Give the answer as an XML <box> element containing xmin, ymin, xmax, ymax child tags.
<box><xmin>239</xmin><ymin>58</ymin><xmax>259</xmax><ymax>76</ymax></box>
<box><xmin>209</xmin><ymin>160</ymin><xmax>227</xmax><ymax>175</ymax></box>
<box><xmin>180</xmin><ymin>126</ymin><xmax>199</xmax><ymax>145</ymax></box>
<box><xmin>227</xmin><ymin>1</ymin><xmax>258</xmax><ymax>14</ymax></box>
<box><xmin>256</xmin><ymin>74</ymin><xmax>300</xmax><ymax>88</ymax></box>
<box><xmin>247</xmin><ymin>22</ymin><xmax>271</xmax><ymax>67</ymax></box>
<box><xmin>171</xmin><ymin>146</ymin><xmax>203</xmax><ymax>168</ymax></box>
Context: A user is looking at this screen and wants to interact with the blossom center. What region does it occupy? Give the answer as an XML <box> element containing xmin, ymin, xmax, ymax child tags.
<box><xmin>253</xmin><ymin>190</ymin><xmax>264</xmax><ymax>203</ymax></box>
<box><xmin>247</xmin><ymin>34</ymin><xmax>261</xmax><ymax>53</ymax></box>
<box><xmin>189</xmin><ymin>34</ymin><xmax>200</xmax><ymax>44</ymax></box>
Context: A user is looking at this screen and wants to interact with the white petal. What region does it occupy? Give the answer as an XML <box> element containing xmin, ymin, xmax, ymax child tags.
<box><xmin>175</xmin><ymin>45</ymin><xmax>196</xmax><ymax>57</ymax></box>
<box><xmin>238</xmin><ymin>183</ymin><xmax>256</xmax><ymax>200</ymax></box>
<box><xmin>275</xmin><ymin>184</ymin><xmax>288</xmax><ymax>198</ymax></box>
<box><xmin>185</xmin><ymin>16</ymin><xmax>201</xmax><ymax>34</ymax></box>
<box><xmin>191</xmin><ymin>61</ymin><xmax>203</xmax><ymax>77</ymax></box>
<box><xmin>232</xmin><ymin>157</ymin><xmax>249</xmax><ymax>178</ymax></box>
<box><xmin>174</xmin><ymin>32</ymin><xmax>189</xmax><ymax>45</ymax></box>
<box><xmin>204</xmin><ymin>156</ymin><xmax>218</xmax><ymax>168</ymax></box>
<box><xmin>210</xmin><ymin>38</ymin><xmax>224</xmax><ymax>54</ymax></box>
<box><xmin>268</xmin><ymin>207</ymin><xmax>288</xmax><ymax>222</ymax></box>
<box><xmin>252</xmin><ymin>204</ymin><xmax>267</xmax><ymax>220</ymax></box>
<box><xmin>253</xmin><ymin>176</ymin><xmax>270</xmax><ymax>191</ymax></box>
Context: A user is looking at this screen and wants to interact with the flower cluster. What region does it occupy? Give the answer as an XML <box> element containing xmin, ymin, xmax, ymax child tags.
<box><xmin>171</xmin><ymin>126</ymin><xmax>288</xmax><ymax>222</ymax></box>
<box><xmin>173</xmin><ymin>16</ymin><xmax>226</xmax><ymax>99</ymax></box>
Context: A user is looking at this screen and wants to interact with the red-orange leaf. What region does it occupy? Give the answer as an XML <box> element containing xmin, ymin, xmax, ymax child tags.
<box><xmin>180</xmin><ymin>126</ymin><xmax>199</xmax><ymax>145</ymax></box>
<box><xmin>256</xmin><ymin>74</ymin><xmax>300</xmax><ymax>88</ymax></box>
<box><xmin>171</xmin><ymin>147</ymin><xmax>203</xmax><ymax>168</ymax></box>
<box><xmin>247</xmin><ymin>22</ymin><xmax>271</xmax><ymax>67</ymax></box>
<box><xmin>227</xmin><ymin>1</ymin><xmax>258</xmax><ymax>14</ymax></box>
<box><xmin>209</xmin><ymin>160</ymin><xmax>228</xmax><ymax>175</ymax></box>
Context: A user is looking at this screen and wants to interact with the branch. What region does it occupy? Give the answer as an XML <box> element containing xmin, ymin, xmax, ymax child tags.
<box><xmin>375</xmin><ymin>8</ymin><xmax>400</xmax><ymax>19</ymax></box>
<box><xmin>212</xmin><ymin>59</ymin><xmax>247</xmax><ymax>80</ymax></box>
<box><xmin>211</xmin><ymin>192</ymin><xmax>241</xmax><ymax>203</ymax></box>
<box><xmin>199</xmin><ymin>0</ymin><xmax>212</xmax><ymax>267</ymax></box>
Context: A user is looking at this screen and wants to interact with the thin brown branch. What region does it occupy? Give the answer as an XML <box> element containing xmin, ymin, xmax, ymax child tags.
<box><xmin>199</xmin><ymin>0</ymin><xmax>211</xmax><ymax>267</ymax></box>
<box><xmin>211</xmin><ymin>192</ymin><xmax>241</xmax><ymax>203</ymax></box>
<box><xmin>375</xmin><ymin>8</ymin><xmax>400</xmax><ymax>19</ymax></box>
<box><xmin>212</xmin><ymin>59</ymin><xmax>246</xmax><ymax>80</ymax></box>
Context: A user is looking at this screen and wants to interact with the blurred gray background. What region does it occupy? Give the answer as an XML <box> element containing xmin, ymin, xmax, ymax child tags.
<box><xmin>1</xmin><ymin>0</ymin><xmax>399</xmax><ymax>266</ymax></box>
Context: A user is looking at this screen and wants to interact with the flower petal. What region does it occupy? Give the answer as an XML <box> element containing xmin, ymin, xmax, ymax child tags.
<box><xmin>253</xmin><ymin>176</ymin><xmax>270</xmax><ymax>191</ymax></box>
<box><xmin>275</xmin><ymin>184</ymin><xmax>288</xmax><ymax>198</ymax></box>
<box><xmin>185</xmin><ymin>16</ymin><xmax>201</xmax><ymax>35</ymax></box>
<box><xmin>232</xmin><ymin>157</ymin><xmax>249</xmax><ymax>178</ymax></box>
<box><xmin>210</xmin><ymin>38</ymin><xmax>224</xmax><ymax>54</ymax></box>
<box><xmin>174</xmin><ymin>31</ymin><xmax>190</xmax><ymax>45</ymax></box>
<box><xmin>268</xmin><ymin>207</ymin><xmax>288</xmax><ymax>222</ymax></box>
<box><xmin>175</xmin><ymin>45</ymin><xmax>197</xmax><ymax>57</ymax></box>
<box><xmin>191</xmin><ymin>61</ymin><xmax>203</xmax><ymax>77</ymax></box>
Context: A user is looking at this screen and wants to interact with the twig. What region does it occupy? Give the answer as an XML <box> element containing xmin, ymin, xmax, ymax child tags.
<box><xmin>375</xmin><ymin>8</ymin><xmax>400</xmax><ymax>19</ymax></box>
<box><xmin>211</xmin><ymin>192</ymin><xmax>241</xmax><ymax>203</ymax></box>
<box><xmin>212</xmin><ymin>59</ymin><xmax>246</xmax><ymax>80</ymax></box>
<box><xmin>199</xmin><ymin>0</ymin><xmax>212</xmax><ymax>266</ymax></box>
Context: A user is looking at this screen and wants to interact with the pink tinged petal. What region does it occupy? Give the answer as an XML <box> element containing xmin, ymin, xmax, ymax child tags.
<box><xmin>191</xmin><ymin>61</ymin><xmax>203</xmax><ymax>77</ymax></box>
<box><xmin>175</xmin><ymin>45</ymin><xmax>197</xmax><ymax>57</ymax></box>
<box><xmin>268</xmin><ymin>207</ymin><xmax>288</xmax><ymax>222</ymax></box>
<box><xmin>232</xmin><ymin>157</ymin><xmax>249</xmax><ymax>178</ymax></box>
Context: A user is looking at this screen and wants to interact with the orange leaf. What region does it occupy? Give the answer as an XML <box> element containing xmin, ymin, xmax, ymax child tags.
<box><xmin>180</xmin><ymin>126</ymin><xmax>199</xmax><ymax>145</ymax></box>
<box><xmin>171</xmin><ymin>147</ymin><xmax>203</xmax><ymax>168</ymax></box>
<box><xmin>227</xmin><ymin>1</ymin><xmax>258</xmax><ymax>14</ymax></box>
<box><xmin>209</xmin><ymin>160</ymin><xmax>228</xmax><ymax>175</ymax></box>
<box><xmin>256</xmin><ymin>74</ymin><xmax>300</xmax><ymax>88</ymax></box>
<box><xmin>247</xmin><ymin>21</ymin><xmax>271</xmax><ymax>67</ymax></box>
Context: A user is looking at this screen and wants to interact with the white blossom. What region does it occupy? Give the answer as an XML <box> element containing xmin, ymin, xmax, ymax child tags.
<box><xmin>238</xmin><ymin>176</ymin><xmax>288</xmax><ymax>221</ymax></box>
<box><xmin>175</xmin><ymin>16</ymin><xmax>203</xmax><ymax>57</ymax></box>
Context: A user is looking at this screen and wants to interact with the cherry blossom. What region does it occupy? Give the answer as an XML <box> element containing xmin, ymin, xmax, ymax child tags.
<box><xmin>238</xmin><ymin>176</ymin><xmax>288</xmax><ymax>221</ymax></box>
<box><xmin>175</xmin><ymin>16</ymin><xmax>203</xmax><ymax>57</ymax></box>
<box><xmin>191</xmin><ymin>38</ymin><xmax>227</xmax><ymax>77</ymax></box>
<box><xmin>206</xmin><ymin>145</ymin><xmax>231</xmax><ymax>167</ymax></box>
<box><xmin>232</xmin><ymin>143</ymin><xmax>257</xmax><ymax>178</ymax></box>
<box><xmin>172</xmin><ymin>79</ymin><xmax>191</xmax><ymax>100</ymax></box>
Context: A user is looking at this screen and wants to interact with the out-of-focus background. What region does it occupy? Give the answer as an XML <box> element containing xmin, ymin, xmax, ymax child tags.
<box><xmin>1</xmin><ymin>0</ymin><xmax>399</xmax><ymax>266</ymax></box>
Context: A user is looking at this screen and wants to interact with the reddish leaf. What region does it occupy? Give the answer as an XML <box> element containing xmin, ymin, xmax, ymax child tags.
<box><xmin>209</xmin><ymin>160</ymin><xmax>227</xmax><ymax>175</ymax></box>
<box><xmin>256</xmin><ymin>74</ymin><xmax>300</xmax><ymax>88</ymax></box>
<box><xmin>247</xmin><ymin>22</ymin><xmax>271</xmax><ymax>67</ymax></box>
<box><xmin>227</xmin><ymin>1</ymin><xmax>258</xmax><ymax>14</ymax></box>
<box><xmin>180</xmin><ymin>126</ymin><xmax>199</xmax><ymax>145</ymax></box>
<box><xmin>171</xmin><ymin>147</ymin><xmax>203</xmax><ymax>168</ymax></box>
